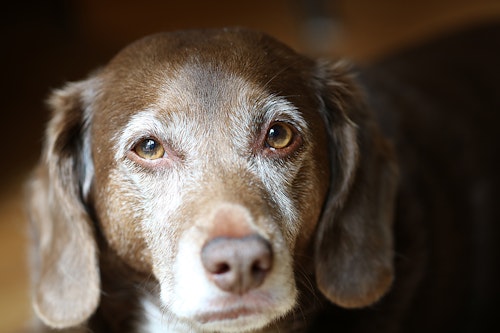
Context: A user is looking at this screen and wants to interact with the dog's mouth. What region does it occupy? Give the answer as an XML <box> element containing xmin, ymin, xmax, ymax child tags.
<box><xmin>195</xmin><ymin>305</ymin><xmax>261</xmax><ymax>324</ymax></box>
<box><xmin>191</xmin><ymin>294</ymin><xmax>282</xmax><ymax>331</ymax></box>
<box><xmin>193</xmin><ymin>306</ymin><xmax>271</xmax><ymax>333</ymax></box>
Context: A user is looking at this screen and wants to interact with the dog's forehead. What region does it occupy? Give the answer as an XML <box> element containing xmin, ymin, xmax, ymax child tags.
<box><xmin>106</xmin><ymin>28</ymin><xmax>311</xmax><ymax>78</ymax></box>
<box><xmin>100</xmin><ymin>28</ymin><xmax>315</xmax><ymax>102</ymax></box>
<box><xmin>94</xmin><ymin>28</ymin><xmax>319</xmax><ymax>137</ymax></box>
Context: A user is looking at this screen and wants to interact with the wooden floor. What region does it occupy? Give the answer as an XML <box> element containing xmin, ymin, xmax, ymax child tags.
<box><xmin>2</xmin><ymin>0</ymin><xmax>499</xmax><ymax>332</ymax></box>
<box><xmin>1</xmin><ymin>176</ymin><xmax>32</xmax><ymax>332</ymax></box>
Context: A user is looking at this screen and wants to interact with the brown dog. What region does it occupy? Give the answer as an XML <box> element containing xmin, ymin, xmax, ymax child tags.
<box><xmin>27</xmin><ymin>25</ymin><xmax>500</xmax><ymax>332</ymax></box>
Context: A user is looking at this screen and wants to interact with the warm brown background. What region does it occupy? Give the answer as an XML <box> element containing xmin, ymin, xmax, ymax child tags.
<box><xmin>2</xmin><ymin>0</ymin><xmax>500</xmax><ymax>332</ymax></box>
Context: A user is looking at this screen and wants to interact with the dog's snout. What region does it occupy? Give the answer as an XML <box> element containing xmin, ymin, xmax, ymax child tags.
<box><xmin>201</xmin><ymin>234</ymin><xmax>273</xmax><ymax>294</ymax></box>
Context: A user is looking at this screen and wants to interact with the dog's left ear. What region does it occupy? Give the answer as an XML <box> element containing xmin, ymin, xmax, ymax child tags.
<box><xmin>313</xmin><ymin>60</ymin><xmax>399</xmax><ymax>308</ymax></box>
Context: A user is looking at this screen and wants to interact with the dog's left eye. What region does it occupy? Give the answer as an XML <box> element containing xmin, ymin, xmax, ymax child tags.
<box><xmin>266</xmin><ymin>122</ymin><xmax>295</xmax><ymax>149</ymax></box>
<box><xmin>134</xmin><ymin>138</ymin><xmax>165</xmax><ymax>160</ymax></box>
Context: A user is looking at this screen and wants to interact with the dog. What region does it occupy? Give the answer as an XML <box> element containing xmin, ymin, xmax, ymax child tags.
<box><xmin>27</xmin><ymin>25</ymin><xmax>500</xmax><ymax>332</ymax></box>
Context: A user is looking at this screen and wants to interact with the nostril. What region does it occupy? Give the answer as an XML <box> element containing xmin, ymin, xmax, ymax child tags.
<box><xmin>252</xmin><ymin>261</ymin><xmax>261</xmax><ymax>273</ymax></box>
<box><xmin>214</xmin><ymin>263</ymin><xmax>231</xmax><ymax>275</ymax></box>
<box><xmin>252</xmin><ymin>257</ymin><xmax>271</xmax><ymax>274</ymax></box>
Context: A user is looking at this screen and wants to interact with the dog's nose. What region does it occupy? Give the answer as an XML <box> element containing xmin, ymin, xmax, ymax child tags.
<box><xmin>201</xmin><ymin>234</ymin><xmax>273</xmax><ymax>294</ymax></box>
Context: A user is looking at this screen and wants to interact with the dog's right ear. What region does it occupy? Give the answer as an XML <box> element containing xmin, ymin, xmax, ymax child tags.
<box><xmin>27</xmin><ymin>78</ymin><xmax>100</xmax><ymax>328</ymax></box>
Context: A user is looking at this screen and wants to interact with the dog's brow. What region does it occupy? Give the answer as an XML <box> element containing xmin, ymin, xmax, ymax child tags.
<box><xmin>261</xmin><ymin>96</ymin><xmax>308</xmax><ymax>130</ymax></box>
<box><xmin>114</xmin><ymin>96</ymin><xmax>308</xmax><ymax>158</ymax></box>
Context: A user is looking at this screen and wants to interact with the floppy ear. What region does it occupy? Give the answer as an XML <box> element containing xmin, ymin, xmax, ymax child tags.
<box><xmin>313</xmin><ymin>60</ymin><xmax>399</xmax><ymax>308</ymax></box>
<box><xmin>27</xmin><ymin>79</ymin><xmax>100</xmax><ymax>328</ymax></box>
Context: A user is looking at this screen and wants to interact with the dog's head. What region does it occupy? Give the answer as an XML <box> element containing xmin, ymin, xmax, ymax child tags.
<box><xmin>28</xmin><ymin>28</ymin><xmax>398</xmax><ymax>332</ymax></box>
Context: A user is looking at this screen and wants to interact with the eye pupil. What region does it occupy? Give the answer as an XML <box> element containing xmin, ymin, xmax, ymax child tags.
<box><xmin>266</xmin><ymin>123</ymin><xmax>294</xmax><ymax>149</ymax></box>
<box><xmin>134</xmin><ymin>138</ymin><xmax>165</xmax><ymax>160</ymax></box>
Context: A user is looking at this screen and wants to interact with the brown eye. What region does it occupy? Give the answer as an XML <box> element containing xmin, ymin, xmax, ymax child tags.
<box><xmin>134</xmin><ymin>138</ymin><xmax>165</xmax><ymax>160</ymax></box>
<box><xmin>266</xmin><ymin>122</ymin><xmax>294</xmax><ymax>149</ymax></box>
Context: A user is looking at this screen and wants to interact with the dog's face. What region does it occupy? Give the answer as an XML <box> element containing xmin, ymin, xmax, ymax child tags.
<box><xmin>92</xmin><ymin>30</ymin><xmax>330</xmax><ymax>331</ymax></box>
<box><xmin>28</xmin><ymin>29</ymin><xmax>398</xmax><ymax>332</ymax></box>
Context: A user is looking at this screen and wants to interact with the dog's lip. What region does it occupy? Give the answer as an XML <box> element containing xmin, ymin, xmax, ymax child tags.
<box><xmin>195</xmin><ymin>305</ymin><xmax>261</xmax><ymax>324</ymax></box>
<box><xmin>194</xmin><ymin>294</ymin><xmax>271</xmax><ymax>324</ymax></box>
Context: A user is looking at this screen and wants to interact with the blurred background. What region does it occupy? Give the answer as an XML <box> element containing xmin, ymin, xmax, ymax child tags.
<box><xmin>1</xmin><ymin>0</ymin><xmax>500</xmax><ymax>331</ymax></box>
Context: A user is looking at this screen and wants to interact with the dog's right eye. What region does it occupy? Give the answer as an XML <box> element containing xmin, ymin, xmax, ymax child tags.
<box><xmin>133</xmin><ymin>138</ymin><xmax>166</xmax><ymax>160</ymax></box>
